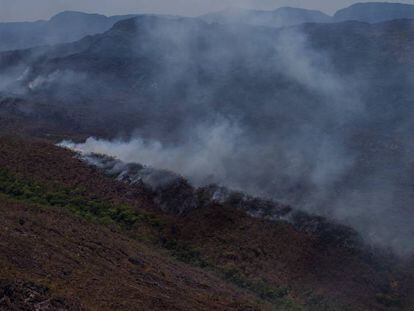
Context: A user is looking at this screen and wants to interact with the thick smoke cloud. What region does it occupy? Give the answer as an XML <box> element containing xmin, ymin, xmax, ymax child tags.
<box><xmin>3</xmin><ymin>11</ymin><xmax>414</xmax><ymax>256</ymax></box>
<box><xmin>62</xmin><ymin>120</ymin><xmax>243</xmax><ymax>187</ymax></box>
<box><xmin>55</xmin><ymin>19</ymin><xmax>392</xmax><ymax>250</ymax></box>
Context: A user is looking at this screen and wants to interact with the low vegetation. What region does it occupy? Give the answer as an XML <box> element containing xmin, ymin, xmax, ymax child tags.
<box><xmin>0</xmin><ymin>168</ymin><xmax>163</xmax><ymax>230</ymax></box>
<box><xmin>0</xmin><ymin>167</ymin><xmax>299</xmax><ymax>308</ymax></box>
<box><xmin>220</xmin><ymin>266</ymin><xmax>302</xmax><ymax>309</ymax></box>
<box><xmin>1</xmin><ymin>164</ymin><xmax>403</xmax><ymax>310</ymax></box>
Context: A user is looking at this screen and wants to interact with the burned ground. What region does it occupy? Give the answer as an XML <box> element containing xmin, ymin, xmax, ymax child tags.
<box><xmin>0</xmin><ymin>136</ymin><xmax>412</xmax><ymax>310</ymax></box>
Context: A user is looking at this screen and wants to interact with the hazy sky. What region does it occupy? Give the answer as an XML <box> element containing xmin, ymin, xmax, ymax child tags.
<box><xmin>1</xmin><ymin>0</ymin><xmax>414</xmax><ymax>22</ymax></box>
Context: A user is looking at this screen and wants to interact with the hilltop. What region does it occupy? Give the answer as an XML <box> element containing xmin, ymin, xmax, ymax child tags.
<box><xmin>334</xmin><ymin>2</ymin><xmax>414</xmax><ymax>23</ymax></box>
<box><xmin>0</xmin><ymin>11</ymin><xmax>136</xmax><ymax>52</ymax></box>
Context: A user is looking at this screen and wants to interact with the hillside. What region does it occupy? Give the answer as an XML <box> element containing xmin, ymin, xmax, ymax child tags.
<box><xmin>0</xmin><ymin>135</ymin><xmax>412</xmax><ymax>310</ymax></box>
<box><xmin>0</xmin><ymin>136</ymin><xmax>271</xmax><ymax>310</ymax></box>
<box><xmin>3</xmin><ymin>16</ymin><xmax>414</xmax><ymax>135</ymax></box>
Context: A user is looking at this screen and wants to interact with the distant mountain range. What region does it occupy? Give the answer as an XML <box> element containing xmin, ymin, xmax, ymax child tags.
<box><xmin>334</xmin><ymin>2</ymin><xmax>414</xmax><ymax>23</ymax></box>
<box><xmin>0</xmin><ymin>11</ymin><xmax>136</xmax><ymax>52</ymax></box>
<box><xmin>202</xmin><ymin>2</ymin><xmax>414</xmax><ymax>27</ymax></box>
<box><xmin>200</xmin><ymin>7</ymin><xmax>332</xmax><ymax>28</ymax></box>
<box><xmin>1</xmin><ymin>2</ymin><xmax>414</xmax><ymax>52</ymax></box>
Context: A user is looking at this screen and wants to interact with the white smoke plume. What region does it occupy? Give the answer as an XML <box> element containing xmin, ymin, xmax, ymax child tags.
<box><xmin>60</xmin><ymin>120</ymin><xmax>243</xmax><ymax>187</ymax></box>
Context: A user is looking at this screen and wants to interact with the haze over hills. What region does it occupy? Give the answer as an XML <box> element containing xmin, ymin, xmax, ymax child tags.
<box><xmin>2</xmin><ymin>2</ymin><xmax>414</xmax><ymax>52</ymax></box>
<box><xmin>1</xmin><ymin>13</ymin><xmax>414</xmax><ymax>256</ymax></box>
<box><xmin>1</xmin><ymin>2</ymin><xmax>414</xmax><ymax>310</ymax></box>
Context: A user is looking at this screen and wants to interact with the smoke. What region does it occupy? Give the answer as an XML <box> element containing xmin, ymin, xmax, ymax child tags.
<box><xmin>57</xmin><ymin>20</ymin><xmax>362</xmax><ymax>199</ymax></box>
<box><xmin>2</xmin><ymin>12</ymin><xmax>414</xmax><ymax>256</ymax></box>
<box><xmin>56</xmin><ymin>18</ymin><xmax>368</xmax><ymax>233</ymax></box>
<box><xmin>27</xmin><ymin>70</ymin><xmax>88</xmax><ymax>92</ymax></box>
<box><xmin>61</xmin><ymin>18</ymin><xmax>414</xmax><ymax>256</ymax></box>
<box><xmin>0</xmin><ymin>64</ymin><xmax>30</xmax><ymax>95</ymax></box>
<box><xmin>60</xmin><ymin>120</ymin><xmax>243</xmax><ymax>186</ymax></box>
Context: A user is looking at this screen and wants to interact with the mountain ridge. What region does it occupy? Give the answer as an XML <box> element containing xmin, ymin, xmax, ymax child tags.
<box><xmin>2</xmin><ymin>2</ymin><xmax>414</xmax><ymax>52</ymax></box>
<box><xmin>0</xmin><ymin>11</ymin><xmax>137</xmax><ymax>52</ymax></box>
<box><xmin>334</xmin><ymin>2</ymin><xmax>414</xmax><ymax>23</ymax></box>
<box><xmin>201</xmin><ymin>2</ymin><xmax>414</xmax><ymax>27</ymax></box>
<box><xmin>200</xmin><ymin>6</ymin><xmax>331</xmax><ymax>28</ymax></box>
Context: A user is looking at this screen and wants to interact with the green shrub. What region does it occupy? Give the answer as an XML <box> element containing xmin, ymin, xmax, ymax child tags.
<box><xmin>0</xmin><ymin>168</ymin><xmax>163</xmax><ymax>230</ymax></box>
<box><xmin>161</xmin><ymin>238</ymin><xmax>209</xmax><ymax>267</ymax></box>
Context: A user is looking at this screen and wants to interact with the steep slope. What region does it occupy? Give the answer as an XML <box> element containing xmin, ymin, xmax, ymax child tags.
<box><xmin>200</xmin><ymin>7</ymin><xmax>331</xmax><ymax>28</ymax></box>
<box><xmin>0</xmin><ymin>200</ymin><xmax>271</xmax><ymax>310</ymax></box>
<box><xmin>0</xmin><ymin>136</ymin><xmax>273</xmax><ymax>310</ymax></box>
<box><xmin>67</xmin><ymin>149</ymin><xmax>411</xmax><ymax>310</ymax></box>
<box><xmin>0</xmin><ymin>11</ymin><xmax>136</xmax><ymax>52</ymax></box>
<box><xmin>0</xmin><ymin>136</ymin><xmax>412</xmax><ymax>310</ymax></box>
<box><xmin>334</xmin><ymin>2</ymin><xmax>414</xmax><ymax>23</ymax></box>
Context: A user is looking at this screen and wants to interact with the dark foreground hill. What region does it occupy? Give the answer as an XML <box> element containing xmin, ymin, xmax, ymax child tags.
<box><xmin>0</xmin><ymin>135</ymin><xmax>413</xmax><ymax>310</ymax></box>
<box><xmin>0</xmin><ymin>136</ymin><xmax>268</xmax><ymax>310</ymax></box>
